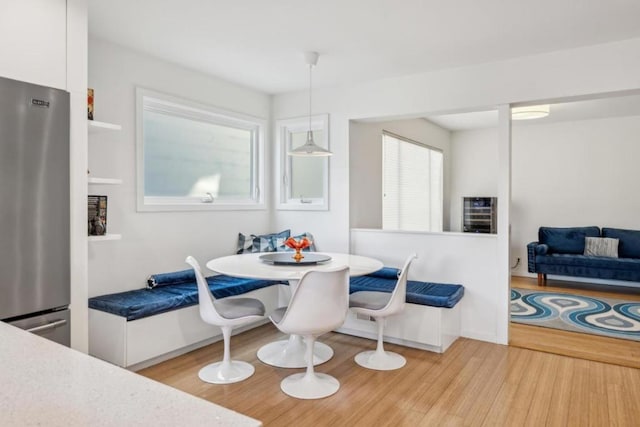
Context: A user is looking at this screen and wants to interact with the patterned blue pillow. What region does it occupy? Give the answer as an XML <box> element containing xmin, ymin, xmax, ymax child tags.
<box><xmin>237</xmin><ymin>230</ymin><xmax>291</xmax><ymax>254</ymax></box>
<box><xmin>274</xmin><ymin>231</ymin><xmax>317</xmax><ymax>252</ymax></box>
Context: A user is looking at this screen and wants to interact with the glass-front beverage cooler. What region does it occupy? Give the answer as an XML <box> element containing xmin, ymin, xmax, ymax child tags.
<box><xmin>462</xmin><ymin>197</ymin><xmax>497</xmax><ymax>234</ymax></box>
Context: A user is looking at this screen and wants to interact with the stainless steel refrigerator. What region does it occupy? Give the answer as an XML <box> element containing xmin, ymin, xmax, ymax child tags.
<box><xmin>0</xmin><ymin>76</ymin><xmax>71</xmax><ymax>346</ymax></box>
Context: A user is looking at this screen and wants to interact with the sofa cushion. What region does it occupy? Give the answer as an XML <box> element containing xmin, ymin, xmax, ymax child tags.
<box><xmin>349</xmin><ymin>276</ymin><xmax>464</xmax><ymax>308</ymax></box>
<box><xmin>536</xmin><ymin>253</ymin><xmax>640</xmax><ymax>272</ymax></box>
<box><xmin>602</xmin><ymin>228</ymin><xmax>640</xmax><ymax>259</ymax></box>
<box><xmin>538</xmin><ymin>226</ymin><xmax>600</xmax><ymax>254</ymax></box>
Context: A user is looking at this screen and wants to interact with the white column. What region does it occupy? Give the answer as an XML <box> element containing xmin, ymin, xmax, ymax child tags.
<box><xmin>67</xmin><ymin>0</ymin><xmax>89</xmax><ymax>352</ymax></box>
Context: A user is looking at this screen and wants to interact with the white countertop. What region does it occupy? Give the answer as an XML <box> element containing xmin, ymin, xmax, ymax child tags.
<box><xmin>0</xmin><ymin>322</ymin><xmax>261</xmax><ymax>426</ymax></box>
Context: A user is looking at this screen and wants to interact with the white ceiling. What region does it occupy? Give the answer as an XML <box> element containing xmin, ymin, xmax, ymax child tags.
<box><xmin>426</xmin><ymin>94</ymin><xmax>640</xmax><ymax>131</ymax></box>
<box><xmin>88</xmin><ymin>0</ymin><xmax>640</xmax><ymax>94</ymax></box>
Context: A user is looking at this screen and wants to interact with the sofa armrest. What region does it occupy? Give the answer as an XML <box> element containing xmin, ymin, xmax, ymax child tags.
<box><xmin>527</xmin><ymin>242</ymin><xmax>548</xmax><ymax>273</ymax></box>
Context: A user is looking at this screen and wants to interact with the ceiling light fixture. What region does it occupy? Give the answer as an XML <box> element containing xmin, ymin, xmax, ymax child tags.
<box><xmin>288</xmin><ymin>52</ymin><xmax>332</xmax><ymax>156</ymax></box>
<box><xmin>511</xmin><ymin>105</ymin><xmax>550</xmax><ymax>120</ymax></box>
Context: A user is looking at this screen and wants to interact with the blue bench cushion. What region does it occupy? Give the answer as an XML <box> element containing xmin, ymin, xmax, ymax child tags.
<box><xmin>89</xmin><ymin>275</ymin><xmax>281</xmax><ymax>321</ymax></box>
<box><xmin>350</xmin><ymin>269</ymin><xmax>464</xmax><ymax>308</ymax></box>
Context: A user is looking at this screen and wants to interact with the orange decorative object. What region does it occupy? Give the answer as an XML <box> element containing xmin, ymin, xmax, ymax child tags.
<box><xmin>285</xmin><ymin>237</ymin><xmax>312</xmax><ymax>262</ymax></box>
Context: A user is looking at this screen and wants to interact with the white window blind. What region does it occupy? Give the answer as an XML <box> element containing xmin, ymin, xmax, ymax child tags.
<box><xmin>382</xmin><ymin>132</ymin><xmax>443</xmax><ymax>232</ymax></box>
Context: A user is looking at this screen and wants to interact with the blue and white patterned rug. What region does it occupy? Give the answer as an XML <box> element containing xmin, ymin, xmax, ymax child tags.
<box><xmin>511</xmin><ymin>288</ymin><xmax>640</xmax><ymax>342</ymax></box>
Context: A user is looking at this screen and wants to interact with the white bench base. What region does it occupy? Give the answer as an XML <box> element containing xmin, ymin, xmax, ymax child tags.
<box><xmin>89</xmin><ymin>284</ymin><xmax>461</xmax><ymax>370</ymax></box>
<box><xmin>89</xmin><ymin>286</ymin><xmax>281</xmax><ymax>371</ymax></box>
<box><xmin>336</xmin><ymin>302</ymin><xmax>461</xmax><ymax>353</ymax></box>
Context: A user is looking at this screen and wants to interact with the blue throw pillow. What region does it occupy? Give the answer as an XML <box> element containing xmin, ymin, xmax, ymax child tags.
<box><xmin>368</xmin><ymin>267</ymin><xmax>401</xmax><ymax>280</ymax></box>
<box><xmin>237</xmin><ymin>229</ymin><xmax>291</xmax><ymax>254</ymax></box>
<box><xmin>274</xmin><ymin>231</ymin><xmax>317</xmax><ymax>252</ymax></box>
<box><xmin>147</xmin><ymin>269</ymin><xmax>196</xmax><ymax>289</ymax></box>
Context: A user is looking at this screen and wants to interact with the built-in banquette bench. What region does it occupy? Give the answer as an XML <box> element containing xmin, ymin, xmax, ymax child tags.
<box><xmin>337</xmin><ymin>268</ymin><xmax>464</xmax><ymax>354</ymax></box>
<box><xmin>89</xmin><ymin>269</ymin><xmax>464</xmax><ymax>370</ymax></box>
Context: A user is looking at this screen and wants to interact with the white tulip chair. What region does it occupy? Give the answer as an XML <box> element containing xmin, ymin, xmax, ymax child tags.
<box><xmin>186</xmin><ymin>256</ymin><xmax>265</xmax><ymax>384</ymax></box>
<box><xmin>349</xmin><ymin>254</ymin><xmax>417</xmax><ymax>370</ymax></box>
<box><xmin>270</xmin><ymin>266</ymin><xmax>350</xmax><ymax>399</ymax></box>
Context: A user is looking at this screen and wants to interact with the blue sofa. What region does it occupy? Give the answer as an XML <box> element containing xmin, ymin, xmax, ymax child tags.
<box><xmin>527</xmin><ymin>226</ymin><xmax>640</xmax><ymax>285</ymax></box>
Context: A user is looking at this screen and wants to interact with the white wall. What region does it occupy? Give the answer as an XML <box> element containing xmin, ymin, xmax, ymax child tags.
<box><xmin>349</xmin><ymin>118</ymin><xmax>451</xmax><ymax>230</ymax></box>
<box><xmin>274</xmin><ymin>37</ymin><xmax>640</xmax><ymax>345</ymax></box>
<box><xmin>0</xmin><ymin>0</ymin><xmax>67</xmax><ymax>89</ymax></box>
<box><xmin>87</xmin><ymin>39</ymin><xmax>272</xmax><ymax>296</ymax></box>
<box><xmin>449</xmin><ymin>128</ymin><xmax>499</xmax><ymax>232</ymax></box>
<box><xmin>511</xmin><ymin>115</ymin><xmax>640</xmax><ymax>277</ymax></box>
<box><xmin>351</xmin><ymin>229</ymin><xmax>500</xmax><ymax>343</ymax></box>
<box><xmin>449</xmin><ymin>114</ymin><xmax>640</xmax><ymax>278</ymax></box>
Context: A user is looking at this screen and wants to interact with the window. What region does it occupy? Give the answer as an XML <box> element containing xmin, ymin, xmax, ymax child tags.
<box><xmin>276</xmin><ymin>114</ymin><xmax>329</xmax><ymax>210</ymax></box>
<box><xmin>382</xmin><ymin>131</ymin><xmax>443</xmax><ymax>231</ymax></box>
<box><xmin>136</xmin><ymin>89</ymin><xmax>265</xmax><ymax>211</ymax></box>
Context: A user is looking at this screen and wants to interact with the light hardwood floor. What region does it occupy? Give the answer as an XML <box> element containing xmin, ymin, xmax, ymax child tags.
<box><xmin>139</xmin><ymin>323</ymin><xmax>640</xmax><ymax>426</ymax></box>
<box><xmin>510</xmin><ymin>276</ymin><xmax>640</xmax><ymax>369</ymax></box>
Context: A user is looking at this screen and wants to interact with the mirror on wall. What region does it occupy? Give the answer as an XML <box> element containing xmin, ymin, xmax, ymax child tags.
<box><xmin>276</xmin><ymin>114</ymin><xmax>329</xmax><ymax>210</ymax></box>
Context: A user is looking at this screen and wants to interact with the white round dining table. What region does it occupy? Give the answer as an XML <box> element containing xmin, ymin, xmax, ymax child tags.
<box><xmin>206</xmin><ymin>252</ymin><xmax>383</xmax><ymax>368</ymax></box>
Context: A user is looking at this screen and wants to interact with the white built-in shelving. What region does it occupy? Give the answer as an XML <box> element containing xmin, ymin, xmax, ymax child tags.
<box><xmin>88</xmin><ymin>120</ymin><xmax>122</xmax><ymax>134</ymax></box>
<box><xmin>88</xmin><ymin>120</ymin><xmax>122</xmax><ymax>242</ymax></box>
<box><xmin>88</xmin><ymin>177</ymin><xmax>123</xmax><ymax>185</ymax></box>
<box><xmin>88</xmin><ymin>234</ymin><xmax>122</xmax><ymax>242</ymax></box>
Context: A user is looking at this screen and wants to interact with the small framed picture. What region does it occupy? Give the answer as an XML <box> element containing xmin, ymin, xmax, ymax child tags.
<box><xmin>87</xmin><ymin>88</ymin><xmax>94</xmax><ymax>120</ymax></box>
<box><xmin>88</xmin><ymin>195</ymin><xmax>107</xmax><ymax>235</ymax></box>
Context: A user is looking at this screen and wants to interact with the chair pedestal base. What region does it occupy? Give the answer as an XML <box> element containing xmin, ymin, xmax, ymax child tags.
<box><xmin>280</xmin><ymin>372</ymin><xmax>340</xmax><ymax>399</ymax></box>
<box><xmin>198</xmin><ymin>360</ymin><xmax>255</xmax><ymax>384</ymax></box>
<box><xmin>355</xmin><ymin>350</ymin><xmax>406</xmax><ymax>371</ymax></box>
<box><xmin>257</xmin><ymin>335</ymin><xmax>333</xmax><ymax>368</ymax></box>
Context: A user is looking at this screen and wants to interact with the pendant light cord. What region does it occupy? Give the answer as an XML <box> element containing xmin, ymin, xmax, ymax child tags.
<box><xmin>308</xmin><ymin>62</ymin><xmax>313</xmax><ymax>133</ymax></box>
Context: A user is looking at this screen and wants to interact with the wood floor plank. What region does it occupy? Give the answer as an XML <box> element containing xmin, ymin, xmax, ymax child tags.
<box><xmin>502</xmin><ymin>350</ymin><xmax>545</xmax><ymax>426</ymax></box>
<box><xmin>546</xmin><ymin>356</ymin><xmax>575</xmax><ymax>427</ymax></box>
<box><xmin>567</xmin><ymin>358</ymin><xmax>593</xmax><ymax>427</ymax></box>
<box><xmin>524</xmin><ymin>351</ymin><xmax>560</xmax><ymax>426</ymax></box>
<box><xmin>138</xmin><ymin>323</ymin><xmax>640</xmax><ymax>426</ymax></box>
<box><xmin>478</xmin><ymin>348</ymin><xmax>532</xmax><ymax>427</ymax></box>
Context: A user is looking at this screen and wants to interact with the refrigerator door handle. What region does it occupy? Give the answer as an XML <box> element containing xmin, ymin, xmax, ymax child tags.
<box><xmin>25</xmin><ymin>319</ymin><xmax>68</xmax><ymax>334</ymax></box>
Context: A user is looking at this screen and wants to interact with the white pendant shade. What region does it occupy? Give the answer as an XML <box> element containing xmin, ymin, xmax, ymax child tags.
<box><xmin>288</xmin><ymin>130</ymin><xmax>332</xmax><ymax>156</ymax></box>
<box><xmin>288</xmin><ymin>52</ymin><xmax>332</xmax><ymax>156</ymax></box>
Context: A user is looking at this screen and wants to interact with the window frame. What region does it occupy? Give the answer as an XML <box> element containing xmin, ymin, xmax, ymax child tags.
<box><xmin>135</xmin><ymin>88</ymin><xmax>266</xmax><ymax>212</ymax></box>
<box><xmin>381</xmin><ymin>130</ymin><xmax>444</xmax><ymax>232</ymax></box>
<box><xmin>275</xmin><ymin>114</ymin><xmax>330</xmax><ymax>211</ymax></box>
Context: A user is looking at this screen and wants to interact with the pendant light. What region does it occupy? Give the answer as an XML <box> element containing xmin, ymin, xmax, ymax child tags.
<box><xmin>288</xmin><ymin>52</ymin><xmax>332</xmax><ymax>156</ymax></box>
